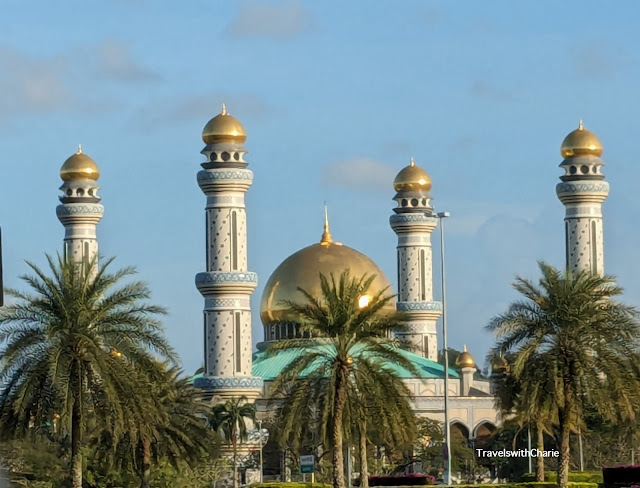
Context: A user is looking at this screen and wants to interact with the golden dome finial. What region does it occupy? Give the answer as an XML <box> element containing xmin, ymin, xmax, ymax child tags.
<box><xmin>456</xmin><ymin>345</ymin><xmax>476</xmax><ymax>368</ymax></box>
<box><xmin>321</xmin><ymin>202</ymin><xmax>334</xmax><ymax>245</ymax></box>
<box><xmin>560</xmin><ymin>120</ymin><xmax>603</xmax><ymax>158</ymax></box>
<box><xmin>202</xmin><ymin>104</ymin><xmax>247</xmax><ymax>145</ymax></box>
<box><xmin>394</xmin><ymin>158</ymin><xmax>432</xmax><ymax>192</ymax></box>
<box><xmin>60</xmin><ymin>147</ymin><xmax>100</xmax><ymax>182</ymax></box>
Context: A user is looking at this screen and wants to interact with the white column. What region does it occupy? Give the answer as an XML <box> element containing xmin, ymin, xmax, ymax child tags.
<box><xmin>557</xmin><ymin>165</ymin><xmax>609</xmax><ymax>277</ymax></box>
<box><xmin>57</xmin><ymin>186</ymin><xmax>103</xmax><ymax>279</ymax></box>
<box><xmin>194</xmin><ymin>143</ymin><xmax>262</xmax><ymax>401</ymax></box>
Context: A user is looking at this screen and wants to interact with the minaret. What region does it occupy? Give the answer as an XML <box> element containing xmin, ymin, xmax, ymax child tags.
<box><xmin>556</xmin><ymin>121</ymin><xmax>609</xmax><ymax>276</ymax></box>
<box><xmin>194</xmin><ymin>105</ymin><xmax>262</xmax><ymax>401</ymax></box>
<box><xmin>56</xmin><ymin>145</ymin><xmax>103</xmax><ymax>277</ymax></box>
<box><xmin>456</xmin><ymin>345</ymin><xmax>477</xmax><ymax>396</ymax></box>
<box><xmin>390</xmin><ymin>158</ymin><xmax>441</xmax><ymax>361</ymax></box>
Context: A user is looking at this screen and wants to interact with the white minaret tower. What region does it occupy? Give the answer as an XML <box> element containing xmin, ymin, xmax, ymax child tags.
<box><xmin>557</xmin><ymin>121</ymin><xmax>609</xmax><ymax>276</ymax></box>
<box><xmin>56</xmin><ymin>145</ymin><xmax>103</xmax><ymax>277</ymax></box>
<box><xmin>390</xmin><ymin>158</ymin><xmax>441</xmax><ymax>361</ymax></box>
<box><xmin>193</xmin><ymin>105</ymin><xmax>262</xmax><ymax>401</ymax></box>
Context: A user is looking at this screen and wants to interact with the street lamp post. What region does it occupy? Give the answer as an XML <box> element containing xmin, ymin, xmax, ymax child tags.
<box><xmin>258</xmin><ymin>420</ymin><xmax>263</xmax><ymax>483</ymax></box>
<box><xmin>436</xmin><ymin>211</ymin><xmax>452</xmax><ymax>485</ymax></box>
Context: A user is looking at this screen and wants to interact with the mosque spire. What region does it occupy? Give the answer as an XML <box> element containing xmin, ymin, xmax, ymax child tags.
<box><xmin>321</xmin><ymin>202</ymin><xmax>334</xmax><ymax>245</ymax></box>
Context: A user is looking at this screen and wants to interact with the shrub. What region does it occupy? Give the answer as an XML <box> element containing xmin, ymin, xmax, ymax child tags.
<box><xmin>367</xmin><ymin>474</ymin><xmax>436</xmax><ymax>486</ymax></box>
<box><xmin>603</xmin><ymin>465</ymin><xmax>640</xmax><ymax>487</ymax></box>
<box><xmin>520</xmin><ymin>471</ymin><xmax>603</xmax><ymax>483</ymax></box>
<box><xmin>250</xmin><ymin>484</ymin><xmax>330</xmax><ymax>488</ymax></box>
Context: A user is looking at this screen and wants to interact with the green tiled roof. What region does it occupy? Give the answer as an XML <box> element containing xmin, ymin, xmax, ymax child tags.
<box><xmin>190</xmin><ymin>344</ymin><xmax>459</xmax><ymax>383</ymax></box>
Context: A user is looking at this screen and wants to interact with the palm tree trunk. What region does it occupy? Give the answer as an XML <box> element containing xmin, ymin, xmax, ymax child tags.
<box><xmin>557</xmin><ymin>412</ymin><xmax>571</xmax><ymax>488</ymax></box>
<box><xmin>536</xmin><ymin>424</ymin><xmax>545</xmax><ymax>482</ymax></box>
<box><xmin>233</xmin><ymin>436</ymin><xmax>239</xmax><ymax>488</ymax></box>
<box><xmin>70</xmin><ymin>399</ymin><xmax>82</xmax><ymax>488</ymax></box>
<box><xmin>140</xmin><ymin>438</ymin><xmax>151</xmax><ymax>488</ymax></box>
<box><xmin>359</xmin><ymin>418</ymin><xmax>369</xmax><ymax>488</ymax></box>
<box><xmin>332</xmin><ymin>371</ymin><xmax>348</xmax><ymax>488</ymax></box>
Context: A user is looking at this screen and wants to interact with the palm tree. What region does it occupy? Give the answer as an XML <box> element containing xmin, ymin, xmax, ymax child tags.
<box><xmin>0</xmin><ymin>255</ymin><xmax>175</xmax><ymax>488</ymax></box>
<box><xmin>269</xmin><ymin>270</ymin><xmax>419</xmax><ymax>488</ymax></box>
<box><xmin>208</xmin><ymin>396</ymin><xmax>256</xmax><ymax>488</ymax></box>
<box><xmin>97</xmin><ymin>366</ymin><xmax>216</xmax><ymax>488</ymax></box>
<box><xmin>343</xmin><ymin>368</ymin><xmax>416</xmax><ymax>488</ymax></box>
<box><xmin>487</xmin><ymin>262</ymin><xmax>640</xmax><ymax>488</ymax></box>
<box><xmin>490</xmin><ymin>353</ymin><xmax>555</xmax><ymax>481</ymax></box>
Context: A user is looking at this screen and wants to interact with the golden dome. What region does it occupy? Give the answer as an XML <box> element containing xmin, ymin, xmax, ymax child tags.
<box><xmin>393</xmin><ymin>158</ymin><xmax>432</xmax><ymax>192</ymax></box>
<box><xmin>560</xmin><ymin>120</ymin><xmax>603</xmax><ymax>158</ymax></box>
<box><xmin>202</xmin><ymin>104</ymin><xmax>247</xmax><ymax>145</ymax></box>
<box><xmin>60</xmin><ymin>145</ymin><xmax>100</xmax><ymax>181</ymax></box>
<box><xmin>456</xmin><ymin>345</ymin><xmax>476</xmax><ymax>368</ymax></box>
<box><xmin>491</xmin><ymin>354</ymin><xmax>508</xmax><ymax>371</ymax></box>
<box><xmin>260</xmin><ymin>207</ymin><xmax>394</xmax><ymax>324</ymax></box>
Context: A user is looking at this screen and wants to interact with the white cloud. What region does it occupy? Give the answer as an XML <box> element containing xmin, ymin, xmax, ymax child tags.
<box><xmin>323</xmin><ymin>158</ymin><xmax>396</xmax><ymax>192</ymax></box>
<box><xmin>0</xmin><ymin>41</ymin><xmax>160</xmax><ymax>119</ymax></box>
<box><xmin>95</xmin><ymin>39</ymin><xmax>162</xmax><ymax>82</ymax></box>
<box><xmin>469</xmin><ymin>79</ymin><xmax>515</xmax><ymax>102</ymax></box>
<box><xmin>0</xmin><ymin>46</ymin><xmax>77</xmax><ymax>114</ymax></box>
<box><xmin>226</xmin><ymin>0</ymin><xmax>314</xmax><ymax>40</ymax></box>
<box><xmin>568</xmin><ymin>41</ymin><xmax>625</xmax><ymax>78</ymax></box>
<box><xmin>131</xmin><ymin>92</ymin><xmax>274</xmax><ymax>130</ymax></box>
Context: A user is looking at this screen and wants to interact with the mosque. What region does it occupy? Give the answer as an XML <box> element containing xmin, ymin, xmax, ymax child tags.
<box><xmin>54</xmin><ymin>107</ymin><xmax>609</xmax><ymax>451</ymax></box>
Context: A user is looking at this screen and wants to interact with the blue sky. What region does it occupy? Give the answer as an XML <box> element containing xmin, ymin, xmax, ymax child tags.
<box><xmin>2</xmin><ymin>0</ymin><xmax>640</xmax><ymax>374</ymax></box>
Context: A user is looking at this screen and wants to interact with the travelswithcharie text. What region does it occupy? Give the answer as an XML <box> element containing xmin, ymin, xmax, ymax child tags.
<box><xmin>476</xmin><ymin>449</ymin><xmax>559</xmax><ymax>458</ymax></box>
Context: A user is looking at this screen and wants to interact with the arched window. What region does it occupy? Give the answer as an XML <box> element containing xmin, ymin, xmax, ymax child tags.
<box><xmin>83</xmin><ymin>242</ymin><xmax>90</xmax><ymax>272</ymax></box>
<box><xmin>235</xmin><ymin>312</ymin><xmax>242</xmax><ymax>373</ymax></box>
<box><xmin>420</xmin><ymin>249</ymin><xmax>426</xmax><ymax>301</ymax></box>
<box><xmin>565</xmin><ymin>222</ymin><xmax>569</xmax><ymax>268</ymax></box>
<box><xmin>591</xmin><ymin>221</ymin><xmax>598</xmax><ymax>274</ymax></box>
<box><xmin>231</xmin><ymin>211</ymin><xmax>238</xmax><ymax>270</ymax></box>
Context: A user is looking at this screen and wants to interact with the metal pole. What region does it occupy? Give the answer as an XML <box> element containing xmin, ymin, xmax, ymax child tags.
<box><xmin>347</xmin><ymin>445</ymin><xmax>353</xmax><ymax>488</ymax></box>
<box><xmin>438</xmin><ymin>211</ymin><xmax>452</xmax><ymax>485</ymax></box>
<box><xmin>527</xmin><ymin>427</ymin><xmax>532</xmax><ymax>473</ymax></box>
<box><xmin>578</xmin><ymin>429</ymin><xmax>584</xmax><ymax>471</ymax></box>
<box><xmin>258</xmin><ymin>420</ymin><xmax>263</xmax><ymax>483</ymax></box>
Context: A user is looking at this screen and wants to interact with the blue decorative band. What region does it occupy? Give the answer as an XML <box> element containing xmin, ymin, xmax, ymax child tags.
<box><xmin>390</xmin><ymin>214</ymin><xmax>438</xmax><ymax>224</ymax></box>
<box><xmin>198</xmin><ymin>170</ymin><xmax>253</xmax><ymax>181</ymax></box>
<box><xmin>194</xmin><ymin>376</ymin><xmax>263</xmax><ymax>390</ymax></box>
<box><xmin>206</xmin><ymin>298</ymin><xmax>249</xmax><ymax>308</ymax></box>
<box><xmin>397</xmin><ymin>301</ymin><xmax>442</xmax><ymax>311</ymax></box>
<box><xmin>56</xmin><ymin>204</ymin><xmax>104</xmax><ymax>216</ymax></box>
<box><xmin>560</xmin><ymin>155</ymin><xmax>601</xmax><ymax>165</ymax></box>
<box><xmin>196</xmin><ymin>272</ymin><xmax>258</xmax><ymax>284</ymax></box>
<box><xmin>556</xmin><ymin>182</ymin><xmax>609</xmax><ymax>193</ymax></box>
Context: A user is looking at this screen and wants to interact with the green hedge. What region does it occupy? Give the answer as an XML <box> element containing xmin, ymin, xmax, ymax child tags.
<box><xmin>250</xmin><ymin>483</ymin><xmax>330</xmax><ymax>488</ymax></box>
<box><xmin>426</xmin><ymin>483</ymin><xmax>597</xmax><ymax>488</ymax></box>
<box><xmin>520</xmin><ymin>471</ymin><xmax>603</xmax><ymax>483</ymax></box>
<box><xmin>248</xmin><ymin>483</ymin><xmax>598</xmax><ymax>488</ymax></box>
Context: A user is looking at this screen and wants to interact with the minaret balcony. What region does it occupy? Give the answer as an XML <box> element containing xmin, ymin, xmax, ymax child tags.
<box><xmin>397</xmin><ymin>300</ymin><xmax>443</xmax><ymax>320</ymax></box>
<box><xmin>56</xmin><ymin>203</ymin><xmax>104</xmax><ymax>225</ymax></box>
<box><xmin>193</xmin><ymin>375</ymin><xmax>263</xmax><ymax>401</ymax></box>
<box><xmin>556</xmin><ymin>181</ymin><xmax>610</xmax><ymax>205</ymax></box>
<box><xmin>197</xmin><ymin>168</ymin><xmax>253</xmax><ymax>193</ymax></box>
<box><xmin>195</xmin><ymin>271</ymin><xmax>258</xmax><ymax>296</ymax></box>
<box><xmin>390</xmin><ymin>213</ymin><xmax>438</xmax><ymax>233</ymax></box>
